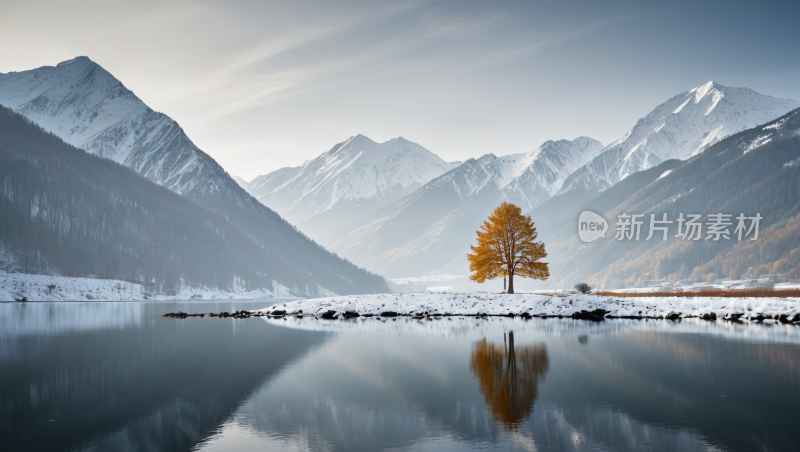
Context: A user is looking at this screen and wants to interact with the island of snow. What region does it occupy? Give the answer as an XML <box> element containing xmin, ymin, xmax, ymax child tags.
<box><xmin>259</xmin><ymin>292</ymin><xmax>800</xmax><ymax>322</ymax></box>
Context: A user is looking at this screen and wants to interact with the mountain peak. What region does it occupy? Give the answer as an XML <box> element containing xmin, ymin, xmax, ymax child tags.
<box><xmin>561</xmin><ymin>82</ymin><xmax>800</xmax><ymax>193</ymax></box>
<box><xmin>56</xmin><ymin>56</ymin><xmax>93</xmax><ymax>67</ymax></box>
<box><xmin>385</xmin><ymin>136</ymin><xmax>411</xmax><ymax>144</ymax></box>
<box><xmin>692</xmin><ymin>80</ymin><xmax>723</xmax><ymax>99</ymax></box>
<box><xmin>346</xmin><ymin>134</ymin><xmax>378</xmax><ymax>146</ymax></box>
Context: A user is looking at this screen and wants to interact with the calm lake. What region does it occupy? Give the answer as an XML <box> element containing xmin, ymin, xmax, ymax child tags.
<box><xmin>1</xmin><ymin>300</ymin><xmax>799</xmax><ymax>451</ymax></box>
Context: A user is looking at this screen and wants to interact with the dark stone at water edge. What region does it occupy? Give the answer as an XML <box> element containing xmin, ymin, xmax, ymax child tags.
<box><xmin>702</xmin><ymin>313</ymin><xmax>717</xmax><ymax>321</ymax></box>
<box><xmin>380</xmin><ymin>311</ymin><xmax>398</xmax><ymax>317</ymax></box>
<box><xmin>270</xmin><ymin>310</ymin><xmax>287</xmax><ymax>316</ymax></box>
<box><xmin>320</xmin><ymin>310</ymin><xmax>337</xmax><ymax>319</ymax></box>
<box><xmin>572</xmin><ymin>309</ymin><xmax>608</xmax><ymax>321</ymax></box>
<box><xmin>342</xmin><ymin>311</ymin><xmax>360</xmax><ymax>319</ymax></box>
<box><xmin>666</xmin><ymin>312</ymin><xmax>682</xmax><ymax>321</ymax></box>
<box><xmin>520</xmin><ymin>312</ymin><xmax>532</xmax><ymax>319</ymax></box>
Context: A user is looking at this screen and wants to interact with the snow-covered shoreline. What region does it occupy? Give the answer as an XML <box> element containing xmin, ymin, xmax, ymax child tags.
<box><xmin>0</xmin><ymin>271</ymin><xmax>296</xmax><ymax>302</ymax></box>
<box><xmin>260</xmin><ymin>292</ymin><xmax>800</xmax><ymax>323</ymax></box>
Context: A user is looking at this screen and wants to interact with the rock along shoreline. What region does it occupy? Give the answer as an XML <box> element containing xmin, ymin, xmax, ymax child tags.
<box><xmin>163</xmin><ymin>293</ymin><xmax>800</xmax><ymax>324</ymax></box>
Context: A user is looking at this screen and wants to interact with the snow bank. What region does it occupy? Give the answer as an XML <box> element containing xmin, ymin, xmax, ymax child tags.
<box><xmin>259</xmin><ymin>292</ymin><xmax>800</xmax><ymax>322</ymax></box>
<box><xmin>0</xmin><ymin>271</ymin><xmax>296</xmax><ymax>301</ymax></box>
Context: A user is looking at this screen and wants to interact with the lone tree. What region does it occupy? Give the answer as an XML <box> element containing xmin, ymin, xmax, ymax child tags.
<box><xmin>467</xmin><ymin>202</ymin><xmax>549</xmax><ymax>294</ymax></box>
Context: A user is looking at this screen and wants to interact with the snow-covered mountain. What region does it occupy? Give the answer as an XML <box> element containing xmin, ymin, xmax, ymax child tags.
<box><xmin>0</xmin><ymin>57</ymin><xmax>231</xmax><ymax>196</ymax></box>
<box><xmin>232</xmin><ymin>175</ymin><xmax>250</xmax><ymax>190</ymax></box>
<box><xmin>550</xmin><ymin>106</ymin><xmax>800</xmax><ymax>289</ymax></box>
<box><xmin>328</xmin><ymin>137</ymin><xmax>602</xmax><ymax>277</ymax></box>
<box><xmin>248</xmin><ymin>135</ymin><xmax>601</xmax><ymax>248</ymax></box>
<box><xmin>249</xmin><ymin>134</ymin><xmax>459</xmax><ymax>223</ymax></box>
<box><xmin>495</xmin><ymin>137</ymin><xmax>603</xmax><ymax>207</ymax></box>
<box><xmin>562</xmin><ymin>81</ymin><xmax>800</xmax><ymax>192</ymax></box>
<box><xmin>0</xmin><ymin>57</ymin><xmax>388</xmax><ymax>296</ymax></box>
<box><xmin>247</xmin><ymin>135</ymin><xmax>460</xmax><ymax>246</ymax></box>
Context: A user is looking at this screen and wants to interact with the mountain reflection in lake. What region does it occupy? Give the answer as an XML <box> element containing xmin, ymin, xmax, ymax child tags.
<box><xmin>470</xmin><ymin>332</ymin><xmax>549</xmax><ymax>430</ymax></box>
<box><xmin>2</xmin><ymin>302</ymin><xmax>800</xmax><ymax>452</ymax></box>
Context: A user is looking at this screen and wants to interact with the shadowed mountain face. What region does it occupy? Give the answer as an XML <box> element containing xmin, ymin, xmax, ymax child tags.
<box><xmin>0</xmin><ymin>57</ymin><xmax>387</xmax><ymax>296</ymax></box>
<box><xmin>546</xmin><ymin>107</ymin><xmax>800</xmax><ymax>288</ymax></box>
<box><xmin>470</xmin><ymin>332</ymin><xmax>550</xmax><ymax>430</ymax></box>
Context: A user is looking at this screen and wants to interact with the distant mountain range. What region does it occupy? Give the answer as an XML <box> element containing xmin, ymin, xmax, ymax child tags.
<box><xmin>248</xmin><ymin>81</ymin><xmax>798</xmax><ymax>283</ymax></box>
<box><xmin>562</xmin><ymin>81</ymin><xmax>800</xmax><ymax>192</ymax></box>
<box><xmin>0</xmin><ymin>57</ymin><xmax>388</xmax><ymax>297</ymax></box>
<box><xmin>246</xmin><ymin>134</ymin><xmax>460</xmax><ymax>247</ymax></box>
<box><xmin>546</xmin><ymin>106</ymin><xmax>800</xmax><ymax>288</ymax></box>
<box><xmin>326</xmin><ymin>137</ymin><xmax>603</xmax><ymax>277</ymax></box>
<box><xmin>2</xmin><ymin>56</ymin><xmax>797</xmax><ymax>291</ymax></box>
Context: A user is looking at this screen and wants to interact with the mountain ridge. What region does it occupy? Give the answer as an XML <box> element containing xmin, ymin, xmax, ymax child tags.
<box><xmin>561</xmin><ymin>81</ymin><xmax>800</xmax><ymax>193</ymax></box>
<box><xmin>0</xmin><ymin>57</ymin><xmax>388</xmax><ymax>296</ymax></box>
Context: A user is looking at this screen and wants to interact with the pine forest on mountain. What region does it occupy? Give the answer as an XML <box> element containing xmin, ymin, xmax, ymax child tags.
<box><xmin>0</xmin><ymin>107</ymin><xmax>387</xmax><ymax>296</ymax></box>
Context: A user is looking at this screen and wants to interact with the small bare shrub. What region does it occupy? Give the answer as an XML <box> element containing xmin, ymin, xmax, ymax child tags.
<box><xmin>574</xmin><ymin>283</ymin><xmax>592</xmax><ymax>294</ymax></box>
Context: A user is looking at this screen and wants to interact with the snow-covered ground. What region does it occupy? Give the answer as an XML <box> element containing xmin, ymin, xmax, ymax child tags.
<box><xmin>0</xmin><ymin>271</ymin><xmax>295</xmax><ymax>301</ymax></box>
<box><xmin>607</xmin><ymin>279</ymin><xmax>799</xmax><ymax>293</ymax></box>
<box><xmin>260</xmin><ymin>292</ymin><xmax>800</xmax><ymax>322</ymax></box>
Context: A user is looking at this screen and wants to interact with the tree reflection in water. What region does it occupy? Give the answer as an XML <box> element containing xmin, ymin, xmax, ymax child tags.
<box><xmin>469</xmin><ymin>331</ymin><xmax>549</xmax><ymax>430</ymax></box>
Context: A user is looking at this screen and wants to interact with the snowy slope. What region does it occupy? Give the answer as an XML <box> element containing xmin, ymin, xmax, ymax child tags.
<box><xmin>248</xmin><ymin>135</ymin><xmax>459</xmax><ymax>224</ymax></box>
<box><xmin>562</xmin><ymin>81</ymin><xmax>800</xmax><ymax>192</ymax></box>
<box><xmin>0</xmin><ymin>57</ymin><xmax>230</xmax><ymax>196</ymax></box>
<box><xmin>546</xmin><ymin>107</ymin><xmax>800</xmax><ymax>290</ymax></box>
<box><xmin>497</xmin><ymin>137</ymin><xmax>602</xmax><ymax>207</ymax></box>
<box><xmin>0</xmin><ymin>57</ymin><xmax>389</xmax><ymax>297</ymax></box>
<box><xmin>329</xmin><ymin>137</ymin><xmax>602</xmax><ymax>277</ymax></box>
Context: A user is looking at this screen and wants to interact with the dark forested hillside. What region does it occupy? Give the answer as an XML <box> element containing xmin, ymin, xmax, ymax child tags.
<box><xmin>547</xmin><ymin>108</ymin><xmax>800</xmax><ymax>288</ymax></box>
<box><xmin>0</xmin><ymin>107</ymin><xmax>388</xmax><ymax>296</ymax></box>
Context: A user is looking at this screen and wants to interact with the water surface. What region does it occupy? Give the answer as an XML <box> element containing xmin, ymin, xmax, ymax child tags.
<box><xmin>1</xmin><ymin>301</ymin><xmax>799</xmax><ymax>451</ymax></box>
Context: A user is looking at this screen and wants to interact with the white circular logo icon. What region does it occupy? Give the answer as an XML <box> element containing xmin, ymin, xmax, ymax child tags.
<box><xmin>578</xmin><ymin>211</ymin><xmax>608</xmax><ymax>243</ymax></box>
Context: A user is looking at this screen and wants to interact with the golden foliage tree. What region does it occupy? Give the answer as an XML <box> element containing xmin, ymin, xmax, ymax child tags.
<box><xmin>467</xmin><ymin>202</ymin><xmax>549</xmax><ymax>294</ymax></box>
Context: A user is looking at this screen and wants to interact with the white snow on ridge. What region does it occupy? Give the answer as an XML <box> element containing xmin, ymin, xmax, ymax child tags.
<box><xmin>249</xmin><ymin>135</ymin><xmax>603</xmax><ymax>225</ymax></box>
<box><xmin>562</xmin><ymin>81</ymin><xmax>800</xmax><ymax>192</ymax></box>
<box><xmin>0</xmin><ymin>57</ymin><xmax>146</xmax><ymax>164</ymax></box>
<box><xmin>260</xmin><ymin>292</ymin><xmax>800</xmax><ymax>321</ymax></box>
<box><xmin>247</xmin><ymin>135</ymin><xmax>458</xmax><ymax>223</ymax></box>
<box><xmin>745</xmin><ymin>134</ymin><xmax>773</xmax><ymax>153</ymax></box>
<box><xmin>0</xmin><ymin>56</ymin><xmax>235</xmax><ymax>198</ymax></box>
<box><xmin>429</xmin><ymin>137</ymin><xmax>603</xmax><ymax>208</ymax></box>
<box><xmin>784</xmin><ymin>157</ymin><xmax>800</xmax><ymax>168</ymax></box>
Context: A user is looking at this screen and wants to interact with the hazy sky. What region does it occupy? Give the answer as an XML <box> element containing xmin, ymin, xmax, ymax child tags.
<box><xmin>2</xmin><ymin>0</ymin><xmax>799</xmax><ymax>180</ymax></box>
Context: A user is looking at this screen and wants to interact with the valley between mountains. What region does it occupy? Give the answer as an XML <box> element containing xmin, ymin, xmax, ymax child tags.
<box><xmin>2</xmin><ymin>56</ymin><xmax>800</xmax><ymax>298</ymax></box>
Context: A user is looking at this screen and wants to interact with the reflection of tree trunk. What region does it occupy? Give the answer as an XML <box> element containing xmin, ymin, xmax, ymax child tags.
<box><xmin>469</xmin><ymin>331</ymin><xmax>549</xmax><ymax>430</ymax></box>
<box><xmin>505</xmin><ymin>332</ymin><xmax>517</xmax><ymax>412</ymax></box>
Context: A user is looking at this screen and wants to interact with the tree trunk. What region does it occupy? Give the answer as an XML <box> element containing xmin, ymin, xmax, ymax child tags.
<box><xmin>508</xmin><ymin>270</ymin><xmax>515</xmax><ymax>294</ymax></box>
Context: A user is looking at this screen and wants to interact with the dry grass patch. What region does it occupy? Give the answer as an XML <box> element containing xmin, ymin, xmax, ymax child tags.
<box><xmin>597</xmin><ymin>288</ymin><xmax>800</xmax><ymax>298</ymax></box>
